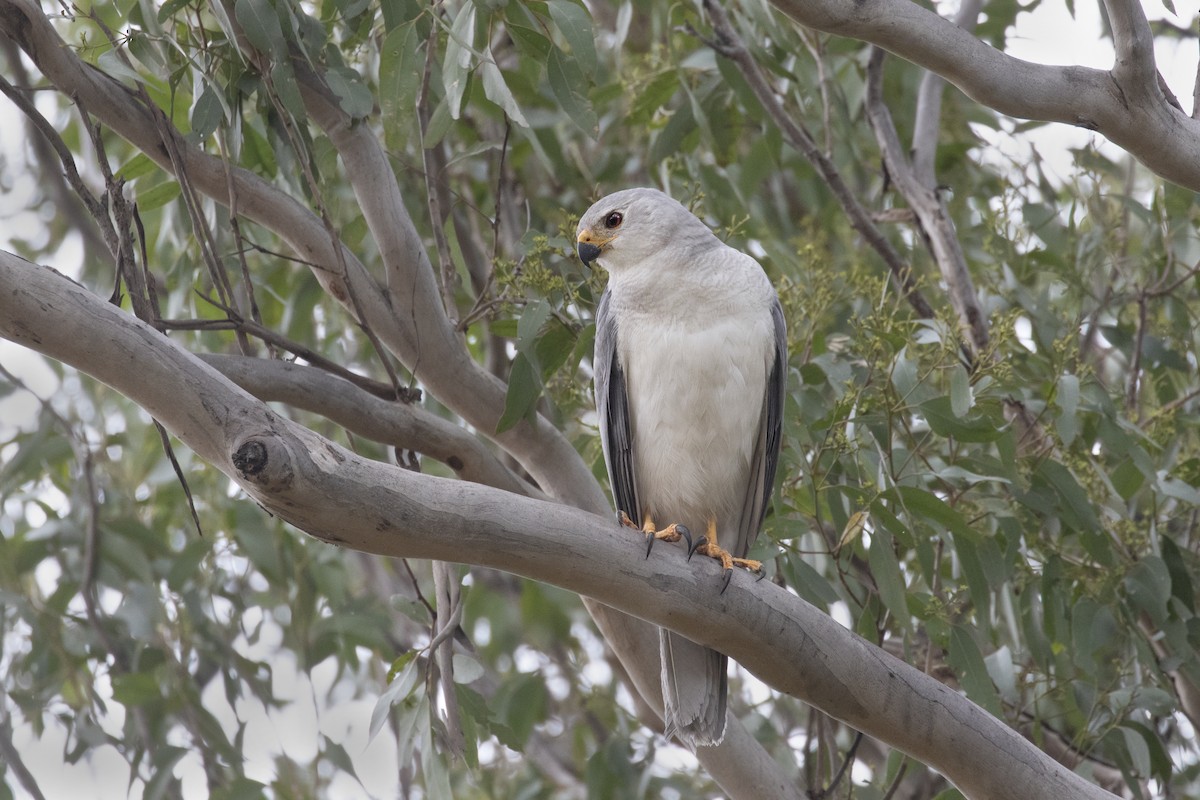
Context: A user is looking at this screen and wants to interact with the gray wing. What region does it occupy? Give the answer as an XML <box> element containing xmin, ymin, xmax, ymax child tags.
<box><xmin>594</xmin><ymin>288</ymin><xmax>640</xmax><ymax>523</ymax></box>
<box><xmin>734</xmin><ymin>298</ymin><xmax>788</xmax><ymax>558</ymax></box>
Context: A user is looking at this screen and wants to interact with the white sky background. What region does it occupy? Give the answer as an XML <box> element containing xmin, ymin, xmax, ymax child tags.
<box><xmin>0</xmin><ymin>2</ymin><xmax>1198</xmax><ymax>798</ymax></box>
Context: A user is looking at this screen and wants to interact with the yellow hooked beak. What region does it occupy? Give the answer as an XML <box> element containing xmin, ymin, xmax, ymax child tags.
<box><xmin>577</xmin><ymin>229</ymin><xmax>616</xmax><ymax>266</ymax></box>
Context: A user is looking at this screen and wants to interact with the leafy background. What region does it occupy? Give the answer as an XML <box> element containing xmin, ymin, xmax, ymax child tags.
<box><xmin>0</xmin><ymin>0</ymin><xmax>1198</xmax><ymax>797</ymax></box>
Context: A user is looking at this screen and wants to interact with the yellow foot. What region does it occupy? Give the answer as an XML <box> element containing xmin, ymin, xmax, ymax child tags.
<box><xmin>691</xmin><ymin>519</ymin><xmax>764</xmax><ymax>593</ymax></box>
<box><xmin>617</xmin><ymin>511</ymin><xmax>692</xmax><ymax>558</ymax></box>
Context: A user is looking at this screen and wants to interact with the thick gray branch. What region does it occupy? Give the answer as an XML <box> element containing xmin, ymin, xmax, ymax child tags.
<box><xmin>199</xmin><ymin>354</ymin><xmax>538</xmax><ymax>498</ymax></box>
<box><xmin>0</xmin><ymin>249</ymin><xmax>1116</xmax><ymax>800</ymax></box>
<box><xmin>1102</xmin><ymin>0</ymin><xmax>1158</xmax><ymax>90</ymax></box>
<box><xmin>765</xmin><ymin>0</ymin><xmax>1200</xmax><ymax>189</ymax></box>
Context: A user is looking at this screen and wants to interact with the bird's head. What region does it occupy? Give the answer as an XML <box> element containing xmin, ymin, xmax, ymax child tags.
<box><xmin>575</xmin><ymin>188</ymin><xmax>717</xmax><ymax>274</ymax></box>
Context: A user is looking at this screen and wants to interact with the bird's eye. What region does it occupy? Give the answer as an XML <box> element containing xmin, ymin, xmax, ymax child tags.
<box><xmin>604</xmin><ymin>211</ymin><xmax>623</xmax><ymax>229</ymax></box>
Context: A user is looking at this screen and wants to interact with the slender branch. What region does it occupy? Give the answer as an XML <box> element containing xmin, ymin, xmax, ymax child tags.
<box><xmin>431</xmin><ymin>561</ymin><xmax>466</xmax><ymax>758</ymax></box>
<box><xmin>910</xmin><ymin>0</ymin><xmax>983</xmax><ymax>188</ymax></box>
<box><xmin>417</xmin><ymin>18</ymin><xmax>460</xmax><ymax>322</ymax></box>
<box><xmin>1126</xmin><ymin>291</ymin><xmax>1148</xmax><ymax>416</ymax></box>
<box><xmin>699</xmin><ymin>0</ymin><xmax>938</xmax><ymax>322</ymax></box>
<box><xmin>163</xmin><ymin>314</ymin><xmax>413</xmax><ymax>402</ymax></box>
<box><xmin>865</xmin><ymin>47</ymin><xmax>989</xmax><ymax>361</ymax></box>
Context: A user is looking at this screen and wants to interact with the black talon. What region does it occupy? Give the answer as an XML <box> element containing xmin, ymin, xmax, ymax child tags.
<box><xmin>754</xmin><ymin>567</ymin><xmax>767</xmax><ymax>582</ymax></box>
<box><xmin>644</xmin><ymin>532</ymin><xmax>655</xmax><ymax>559</ymax></box>
<box><xmin>677</xmin><ymin>524</ymin><xmax>693</xmax><ymax>552</ymax></box>
<box><xmin>720</xmin><ymin>568</ymin><xmax>733</xmax><ymax>595</ymax></box>
<box><xmin>687</xmin><ymin>535</ymin><xmax>707</xmax><ymax>562</ymax></box>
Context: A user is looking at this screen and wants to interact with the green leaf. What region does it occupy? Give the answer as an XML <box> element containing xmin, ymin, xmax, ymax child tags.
<box><xmin>325</xmin><ymin>67</ymin><xmax>374</xmax><ymax>119</ymax></box>
<box><xmin>334</xmin><ymin>0</ymin><xmax>371</xmax><ymax>21</ymax></box>
<box><xmin>112</xmin><ymin>672</ymin><xmax>163</xmax><ymax>707</ymax></box>
<box><xmin>947</xmin><ymin>625</ymin><xmax>1002</xmax><ymax>717</ymax></box>
<box><xmin>134</xmin><ymin>180</ymin><xmax>182</xmax><ymax>211</ymax></box>
<box><xmin>649</xmin><ymin>101</ymin><xmax>695</xmax><ymax>163</ymax></box>
<box><xmin>920</xmin><ymin>396</ymin><xmax>1003</xmax><ymax>443</ymax></box>
<box><xmin>628</xmin><ymin>70</ymin><xmax>679</xmax><ymax>126</ymax></box>
<box><xmin>547</xmin><ymin>0</ymin><xmax>596</xmax><ymax>74</ymax></box>
<box><xmin>891</xmin><ymin>486</ymin><xmax>977</xmax><ymax>541</ymax></box>
<box><xmin>191</xmin><ymin>85</ymin><xmax>225</xmax><ymax>140</ymax></box>
<box><xmin>271</xmin><ymin>61</ymin><xmax>306</xmax><ymax>119</ymax></box>
<box><xmin>96</xmin><ymin>50</ymin><xmax>145</xmax><ymax>87</ymax></box>
<box><xmin>1158</xmin><ymin>471</ymin><xmax>1200</xmax><ymax>505</ymax></box>
<box><xmin>235</xmin><ymin>0</ymin><xmax>286</xmax><ymax>57</ymax></box>
<box><xmin>949</xmin><ymin>363</ymin><xmax>972</xmax><ymax>417</ymax></box>
<box><xmin>496</xmin><ymin>352</ymin><xmax>541</xmax><ymax>433</ymax></box>
<box><xmin>890</xmin><ymin>345</ymin><xmax>920</xmax><ymax>400</ymax></box>
<box><xmin>380</xmin><ymin>20</ymin><xmax>423</xmax><ymax>146</ymax></box>
<box><xmin>508</xmin><ymin>22</ymin><xmax>552</xmax><ymax>61</ymax></box>
<box><xmin>495</xmin><ymin>673</ymin><xmax>548</xmax><ymax>748</ymax></box>
<box><xmin>868</xmin><ymin>529</ymin><xmax>909</xmax><ymax>631</ymax></box>
<box><xmin>1162</xmin><ymin>536</ymin><xmax>1195</xmax><ymax>614</ymax></box>
<box><xmin>442</xmin><ymin>1</ymin><xmax>476</xmax><ymax>118</ymax></box>
<box><xmin>533</xmin><ymin>319</ymin><xmax>577</xmax><ymax>380</ymax></box>
<box><xmin>117</xmin><ymin>152</ymin><xmax>159</xmax><ymax>181</ymax></box>
<box><xmin>142</xmin><ymin>748</ymin><xmax>188</xmax><ymax>800</ymax></box>
<box><xmin>369</xmin><ymin>652</ymin><xmax>421</xmax><ymax>741</ymax></box>
<box><xmin>1055</xmin><ymin>373</ymin><xmax>1079</xmax><ymax>446</ymax></box>
<box><xmin>479</xmin><ymin>54</ymin><xmax>529</xmax><ymax>127</ymax></box>
<box><xmin>1125</xmin><ymin>556</ymin><xmax>1171</xmax><ymax>625</ymax></box>
<box><xmin>157</xmin><ymin>0</ymin><xmax>192</xmax><ymax>22</ymax></box>
<box><xmin>451</xmin><ymin>653</ymin><xmax>484</xmax><ymax>684</ymax></box>
<box><xmin>548</xmin><ymin>47</ymin><xmax>596</xmax><ymax>138</ymax></box>
<box><xmin>1035</xmin><ymin>460</ymin><xmax>1101</xmax><ymax>533</ymax></box>
<box><xmin>1110</xmin><ymin>457</ymin><xmax>1146</xmax><ymax>501</ymax></box>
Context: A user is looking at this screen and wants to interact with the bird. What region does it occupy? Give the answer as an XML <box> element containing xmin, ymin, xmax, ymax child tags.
<box><xmin>576</xmin><ymin>187</ymin><xmax>787</xmax><ymax>748</ymax></box>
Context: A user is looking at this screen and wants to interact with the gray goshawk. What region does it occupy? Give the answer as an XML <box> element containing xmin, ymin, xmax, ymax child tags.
<box><xmin>576</xmin><ymin>188</ymin><xmax>787</xmax><ymax>748</ymax></box>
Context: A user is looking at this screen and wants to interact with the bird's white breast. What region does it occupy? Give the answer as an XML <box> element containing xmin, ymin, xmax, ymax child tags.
<box><xmin>609</xmin><ymin>250</ymin><xmax>775</xmax><ymax>544</ymax></box>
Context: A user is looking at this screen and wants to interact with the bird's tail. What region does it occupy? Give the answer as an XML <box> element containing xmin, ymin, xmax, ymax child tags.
<box><xmin>659</xmin><ymin>629</ymin><xmax>727</xmax><ymax>748</ymax></box>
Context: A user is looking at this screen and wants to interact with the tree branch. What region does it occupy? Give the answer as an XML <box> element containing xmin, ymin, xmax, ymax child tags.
<box><xmin>762</xmin><ymin>0</ymin><xmax>1200</xmax><ymax>189</ymax></box>
<box><xmin>865</xmin><ymin>48</ymin><xmax>989</xmax><ymax>360</ymax></box>
<box><xmin>0</xmin><ymin>249</ymin><xmax>1119</xmax><ymax>800</ymax></box>
<box><xmin>199</xmin><ymin>353</ymin><xmax>539</xmax><ymax>497</ymax></box>
<box><xmin>1103</xmin><ymin>0</ymin><xmax>1158</xmax><ymax>91</ymax></box>
<box><xmin>910</xmin><ymin>0</ymin><xmax>983</xmax><ymax>188</ymax></box>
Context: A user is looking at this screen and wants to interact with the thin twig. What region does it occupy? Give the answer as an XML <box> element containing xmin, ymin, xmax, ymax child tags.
<box><xmin>810</xmin><ymin>730</ymin><xmax>863</xmax><ymax>799</ymax></box>
<box><xmin>431</xmin><ymin>562</ymin><xmax>466</xmax><ymax>757</ymax></box>
<box><xmin>153</xmin><ymin>420</ymin><xmax>204</xmax><ymax>536</ymax></box>
<box><xmin>865</xmin><ymin>46</ymin><xmax>987</xmax><ymax>364</ymax></box>
<box><xmin>417</xmin><ymin>17</ymin><xmax>460</xmax><ymax>321</ymax></box>
<box><xmin>697</xmin><ymin>0</ymin><xmax>938</xmax><ymax>323</ymax></box>
<box><xmin>160</xmin><ymin>313</ymin><xmax>418</xmax><ymax>402</ymax></box>
<box><xmin>1126</xmin><ymin>291</ymin><xmax>1148</xmax><ymax>416</ymax></box>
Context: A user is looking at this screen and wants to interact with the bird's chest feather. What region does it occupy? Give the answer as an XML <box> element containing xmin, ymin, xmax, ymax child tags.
<box><xmin>617</xmin><ymin>308</ymin><xmax>771</xmax><ymax>528</ymax></box>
